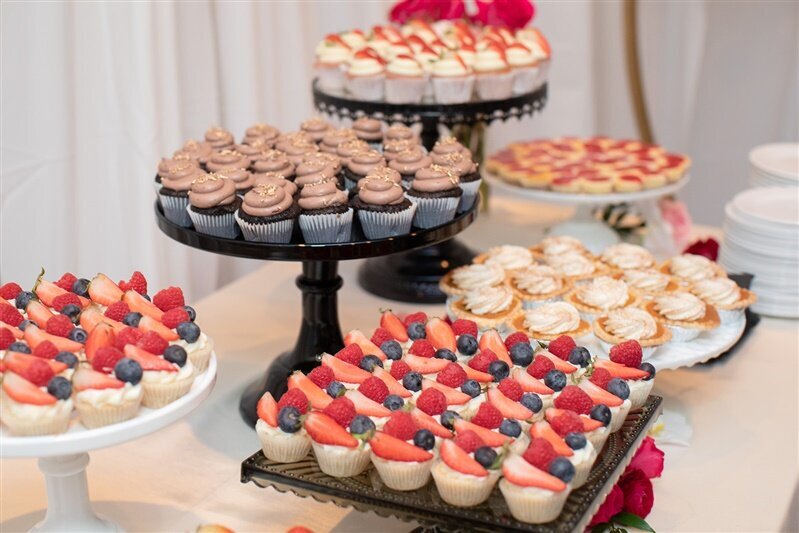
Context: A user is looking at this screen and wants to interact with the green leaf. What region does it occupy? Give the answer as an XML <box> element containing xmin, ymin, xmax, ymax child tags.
<box><xmin>591</xmin><ymin>523</ymin><xmax>612</xmax><ymax>533</ymax></box>
<box><xmin>613</xmin><ymin>512</ymin><xmax>655</xmax><ymax>532</ymax></box>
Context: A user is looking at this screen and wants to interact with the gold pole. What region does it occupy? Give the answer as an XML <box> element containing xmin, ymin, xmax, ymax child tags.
<box><xmin>623</xmin><ymin>0</ymin><xmax>654</xmax><ymax>143</ymax></box>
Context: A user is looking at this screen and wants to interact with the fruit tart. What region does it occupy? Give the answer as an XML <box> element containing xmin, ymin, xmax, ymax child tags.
<box><xmin>529</xmin><ymin>235</ymin><xmax>588</xmax><ymax>260</ymax></box>
<box><xmin>370</xmin><ymin>412</ymin><xmax>435</xmax><ymax>491</ymax></box>
<box><xmin>450</xmin><ymin>286</ymin><xmax>522</xmax><ymax>329</ymax></box>
<box><xmin>500</xmin><ymin>443</ymin><xmax>573</xmax><ymax>523</ymax></box>
<box><xmin>431</xmin><ymin>435</ymin><xmax>502</xmax><ymax>507</ymax></box>
<box><xmin>255</xmin><ymin>390</ymin><xmax>312</xmax><ymax>463</ymax></box>
<box><xmin>438</xmin><ymin>262</ymin><xmax>507</xmax><ymax>298</ymax></box>
<box><xmin>600</xmin><ymin>243</ymin><xmax>656</xmax><ymax>271</ymax></box>
<box><xmin>508</xmin><ymin>264</ymin><xmax>572</xmax><ymax>309</ymax></box>
<box><xmin>645</xmin><ymin>291</ymin><xmax>720</xmax><ymax>342</ymax></box>
<box><xmin>305</xmin><ymin>410</ymin><xmax>372</xmax><ymax>478</ymax></box>
<box><xmin>592</xmin><ymin>306</ymin><xmax>671</xmax><ymax>357</ymax></box>
<box><xmin>661</xmin><ymin>253</ymin><xmax>726</xmax><ymax>284</ymax></box>
<box><xmin>564</xmin><ymin>276</ymin><xmax>639</xmax><ymax>323</ymax></box>
<box><xmin>508</xmin><ymin>302</ymin><xmax>590</xmax><ymax>341</ymax></box>
<box><xmin>690</xmin><ymin>277</ymin><xmax>756</xmax><ymax>324</ymax></box>
<box><xmin>73</xmin><ymin>365</ymin><xmax>143</xmax><ymax>429</ymax></box>
<box><xmin>473</xmin><ymin>245</ymin><xmax>534</xmax><ymax>272</ymax></box>
<box><xmin>544</xmin><ymin>252</ymin><xmax>610</xmax><ymax>282</ymax></box>
<box><xmin>615</xmin><ymin>268</ymin><xmax>679</xmax><ymax>298</ymax></box>
<box><xmin>594</xmin><ymin>345</ymin><xmax>656</xmax><ymax>410</ymax></box>
<box><xmin>1</xmin><ymin>370</ymin><xmax>73</xmax><ymax>436</ymax></box>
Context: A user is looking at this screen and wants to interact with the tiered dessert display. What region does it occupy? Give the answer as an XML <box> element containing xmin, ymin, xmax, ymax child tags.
<box><xmin>241</xmin><ymin>310</ymin><xmax>662</xmax><ymax>530</ymax></box>
<box><xmin>0</xmin><ymin>272</ymin><xmax>216</xmax><ymax>532</ymax></box>
<box><xmin>312</xmin><ymin>21</ymin><xmax>550</xmax><ymax>302</ymax></box>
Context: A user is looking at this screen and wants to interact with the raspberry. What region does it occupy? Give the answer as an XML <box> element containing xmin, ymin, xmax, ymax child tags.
<box><xmin>409</xmin><ymin>339</ymin><xmax>435</xmax><ymax>358</ymax></box>
<box><xmin>23</xmin><ymin>358</ymin><xmax>55</xmax><ymax>387</ymax></box>
<box><xmin>52</xmin><ymin>293</ymin><xmax>80</xmax><ymax>312</ymax></box>
<box><xmin>548</xmin><ymin>335</ymin><xmax>576</xmax><ymax>360</ymax></box>
<box><xmin>451</xmin><ymin>319</ymin><xmax>478</xmax><ymax>337</ymax></box>
<box><xmin>609</xmin><ymin>340</ymin><xmax>643</xmax><ymax>368</ymax></box>
<box><xmin>468</xmin><ymin>349</ymin><xmax>498</xmax><ymax>373</ymax></box>
<box><xmin>403</xmin><ymin>312</ymin><xmax>427</xmax><ymax>327</ymax></box>
<box><xmin>0</xmin><ymin>282</ymin><xmax>22</xmax><ymax>300</ymax></box>
<box><xmin>553</xmin><ymin>385</ymin><xmax>594</xmax><ymax>415</ymax></box>
<box><xmin>389</xmin><ymin>360</ymin><xmax>411</xmax><ymax>380</ymax></box>
<box><xmin>115</xmin><ymin>326</ymin><xmax>143</xmax><ymax>349</ymax></box>
<box><xmin>550</xmin><ymin>411</ymin><xmax>585</xmax><ymax>437</ymax></box>
<box><xmin>454</xmin><ymin>430</ymin><xmax>486</xmax><ymax>453</ymax></box>
<box><xmin>322</xmin><ymin>396</ymin><xmax>356</xmax><ymax>427</ymax></box>
<box><xmin>504</xmin><ymin>331</ymin><xmax>530</xmax><ymax>351</ymax></box>
<box><xmin>92</xmin><ymin>346</ymin><xmax>124</xmax><ymax>372</ymax></box>
<box><xmin>527</xmin><ymin>355</ymin><xmax>555</xmax><ymax>379</ymax></box>
<box><xmin>54</xmin><ymin>273</ymin><xmax>78</xmax><ymax>292</ymax></box>
<box><xmin>370</xmin><ymin>327</ymin><xmax>393</xmax><ymax>347</ymax></box>
<box><xmin>335</xmin><ymin>344</ymin><xmax>363</xmax><ymax>366</ymax></box>
<box><xmin>0</xmin><ymin>303</ymin><xmax>24</xmax><ymax>327</ymax></box>
<box><xmin>590</xmin><ymin>368</ymin><xmax>612</xmax><ymax>389</ymax></box>
<box><xmin>497</xmin><ymin>378</ymin><xmax>523</xmax><ymax>401</ymax></box>
<box><xmin>33</xmin><ymin>341</ymin><xmax>59</xmax><ymax>359</ymax></box>
<box><xmin>0</xmin><ymin>327</ymin><xmax>15</xmax><ymax>350</ymax></box>
<box><xmin>277</xmin><ymin>388</ymin><xmax>310</xmax><ymax>414</ymax></box>
<box><xmin>119</xmin><ymin>271</ymin><xmax>148</xmax><ymax>295</ymax></box>
<box><xmin>358</xmin><ymin>376</ymin><xmax>389</xmax><ymax>403</ymax></box>
<box><xmin>104</xmin><ymin>301</ymin><xmax>130</xmax><ymax>322</ymax></box>
<box><xmin>436</xmin><ymin>362</ymin><xmax>467</xmax><ymax>388</ymax></box>
<box><xmin>471</xmin><ymin>402</ymin><xmax>503</xmax><ymax>429</ymax></box>
<box><xmin>152</xmin><ymin>287</ymin><xmax>185</xmax><ymax>312</ymax></box>
<box><xmin>383</xmin><ymin>411</ymin><xmax>417</xmax><ymax>441</ymax></box>
<box><xmin>45</xmin><ymin>315</ymin><xmax>74</xmax><ymax>337</ymax></box>
<box><xmin>416</xmin><ymin>387</ymin><xmax>446</xmax><ymax>416</ymax></box>
<box><xmin>161</xmin><ymin>307</ymin><xmax>190</xmax><ymax>329</ymax></box>
<box><xmin>523</xmin><ymin>438</ymin><xmax>558</xmax><ymax>470</ymax></box>
<box><xmin>136</xmin><ymin>331</ymin><xmax>168</xmax><ymax>355</ymax></box>
<box><xmin>307</xmin><ymin>365</ymin><xmax>335</xmax><ymax>389</ymax></box>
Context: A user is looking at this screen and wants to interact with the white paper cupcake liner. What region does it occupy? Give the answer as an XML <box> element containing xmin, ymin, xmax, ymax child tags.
<box><xmin>371</xmin><ymin>455</ymin><xmax>432</xmax><ymax>491</ymax></box>
<box><xmin>159</xmin><ymin>193</ymin><xmax>192</xmax><ymax>227</ymax></box>
<box><xmin>570</xmin><ymin>443</ymin><xmax>598</xmax><ymax>488</ymax></box>
<box><xmin>628</xmin><ymin>379</ymin><xmax>654</xmax><ymax>410</ymax></box>
<box><xmin>316</xmin><ymin>64</ymin><xmax>346</xmax><ymax>92</ymax></box>
<box><xmin>234</xmin><ymin>210</ymin><xmax>294</xmax><ymax>243</ymax></box>
<box><xmin>256</xmin><ymin>421</ymin><xmax>312</xmax><ymax>463</ymax></box>
<box><xmin>299</xmin><ymin>208</ymin><xmax>353</xmax><ymax>243</ymax></box>
<box><xmin>186</xmin><ymin>206</ymin><xmax>240</xmax><ymax>239</ymax></box>
<box><xmin>188</xmin><ymin>344</ymin><xmax>213</xmax><ymax>375</ymax></box>
<box><xmin>666</xmin><ymin>323</ymin><xmax>702</xmax><ymax>343</ymax></box>
<box><xmin>587</xmin><ymin>427</ymin><xmax>610</xmax><ymax>453</ymax></box>
<box><xmin>432</xmin><ymin>76</ymin><xmax>475</xmax><ymax>104</ymax></box>
<box><xmin>75</xmin><ymin>396</ymin><xmax>141</xmax><ymax>429</ymax></box>
<box><xmin>535</xmin><ymin>60</ymin><xmax>551</xmax><ymax>89</ymax></box>
<box><xmin>458</xmin><ymin>179</ymin><xmax>482</xmax><ymax>212</ymax></box>
<box><xmin>141</xmin><ymin>375</ymin><xmax>195</xmax><ymax>408</ymax></box>
<box><xmin>0</xmin><ymin>396</ymin><xmax>72</xmax><ymax>436</ymax></box>
<box><xmin>475</xmin><ymin>71</ymin><xmax>514</xmax><ymax>100</ymax></box>
<box><xmin>385</xmin><ymin>76</ymin><xmax>426</xmax><ymax>104</ymax></box>
<box><xmin>512</xmin><ymin>66</ymin><xmax>539</xmax><ymax>94</ymax></box>
<box><xmin>431</xmin><ymin>461</ymin><xmax>499</xmax><ymax>507</ymax></box>
<box><xmin>609</xmin><ymin>400</ymin><xmax>632</xmax><ymax>433</ymax></box>
<box><xmin>499</xmin><ymin>479</ymin><xmax>571</xmax><ymax>523</ymax></box>
<box><xmin>718</xmin><ymin>308</ymin><xmax>745</xmax><ymax>325</ymax></box>
<box><xmin>345</xmin><ymin>74</ymin><xmax>385</xmax><ymax>101</ymax></box>
<box><xmin>312</xmin><ymin>442</ymin><xmax>371</xmax><ymax>477</ymax></box>
<box><xmin>358</xmin><ymin>204</ymin><xmax>416</xmax><ymax>240</ymax></box>
<box><xmin>409</xmin><ymin>195</ymin><xmax>459</xmax><ymax>229</ymax></box>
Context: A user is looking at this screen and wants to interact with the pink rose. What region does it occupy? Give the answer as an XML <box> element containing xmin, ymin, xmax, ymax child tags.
<box><xmin>659</xmin><ymin>198</ymin><xmax>693</xmax><ymax>250</ymax></box>
<box><xmin>627</xmin><ymin>436</ymin><xmax>664</xmax><ymax>479</ymax></box>
<box><xmin>619</xmin><ymin>469</ymin><xmax>655</xmax><ymax>518</ymax></box>
<box><xmin>473</xmin><ymin>0</ymin><xmax>535</xmax><ymax>29</ymax></box>
<box><xmin>389</xmin><ymin>0</ymin><xmax>465</xmax><ymax>24</ymax></box>
<box><xmin>684</xmin><ymin>238</ymin><xmax>720</xmax><ymax>261</ymax></box>
<box><xmin>588</xmin><ymin>484</ymin><xmax>624</xmax><ymax>527</ymax></box>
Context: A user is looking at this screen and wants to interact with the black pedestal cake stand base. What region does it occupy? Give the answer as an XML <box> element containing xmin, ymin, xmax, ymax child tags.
<box><xmin>313</xmin><ymin>80</ymin><xmax>548</xmax><ymax>303</ymax></box>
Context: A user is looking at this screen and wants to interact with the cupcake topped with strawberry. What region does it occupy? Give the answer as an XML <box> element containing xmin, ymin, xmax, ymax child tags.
<box><xmin>369</xmin><ymin>410</ymin><xmax>435</xmax><ymax>491</ymax></box>
<box><xmin>432</xmin><ymin>431</ymin><xmax>502</xmax><ymax>507</ymax></box>
<box><xmin>1</xmin><ymin>368</ymin><xmax>74</xmax><ymax>436</ymax></box>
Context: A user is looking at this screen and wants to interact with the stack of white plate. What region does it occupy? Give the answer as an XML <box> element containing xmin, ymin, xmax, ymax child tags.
<box><xmin>720</xmin><ymin>187</ymin><xmax>799</xmax><ymax>318</ymax></box>
<box><xmin>749</xmin><ymin>143</ymin><xmax>799</xmax><ymax>187</ymax></box>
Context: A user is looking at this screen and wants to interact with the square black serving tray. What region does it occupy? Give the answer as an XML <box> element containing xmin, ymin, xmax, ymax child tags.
<box><xmin>241</xmin><ymin>396</ymin><xmax>662</xmax><ymax>532</ymax></box>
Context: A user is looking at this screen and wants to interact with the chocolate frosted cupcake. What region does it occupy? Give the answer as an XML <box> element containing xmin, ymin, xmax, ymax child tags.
<box><xmin>352</xmin><ymin>117</ymin><xmax>384</xmax><ymax>149</ymax></box>
<box><xmin>301</xmin><ymin>118</ymin><xmax>332</xmax><ymax>143</ymax></box>
<box><xmin>274</xmin><ymin>131</ymin><xmax>313</xmax><ymax>152</ymax></box>
<box><xmin>344</xmin><ymin>149</ymin><xmax>386</xmax><ymax>191</ymax></box>
<box><xmin>252</xmin><ymin>171</ymin><xmax>298</xmax><ymax>198</ymax></box>
<box><xmin>433</xmin><ymin>151</ymin><xmax>481</xmax><ymax>211</ymax></box>
<box><xmin>187</xmin><ymin>173</ymin><xmax>241</xmax><ymax>238</ymax></box>
<box><xmin>174</xmin><ymin>139</ymin><xmax>213</xmax><ymax>168</ymax></box>
<box><xmin>385</xmin><ymin>124</ymin><xmax>418</xmax><ymax>143</ymax></box>
<box><xmin>205</xmin><ymin>126</ymin><xmax>235</xmax><ymax>150</ymax></box>
<box><xmin>407</xmin><ymin>164</ymin><xmax>462</xmax><ymax>228</ymax></box>
<box><xmin>298</xmin><ymin>178</ymin><xmax>353</xmax><ymax>243</ymax></box>
<box><xmin>156</xmin><ymin>156</ymin><xmax>198</xmax><ymax>192</ymax></box>
<box><xmin>235</xmin><ymin>184</ymin><xmax>299</xmax><ymax>243</ymax></box>
<box><xmin>282</xmin><ymin>139</ymin><xmax>319</xmax><ymax>166</ymax></box>
<box><xmin>382</xmin><ymin>138</ymin><xmax>420</xmax><ymax>162</ymax></box>
<box><xmin>301</xmin><ymin>152</ymin><xmax>342</xmax><ymax>183</ymax></box>
<box><xmin>335</xmin><ymin>139</ymin><xmax>370</xmax><ymax>168</ymax></box>
<box><xmin>251</xmin><ymin>149</ymin><xmax>296</xmax><ymax>179</ymax></box>
<box><xmin>352</xmin><ymin>168</ymin><xmax>416</xmax><ymax>239</ymax></box>
<box><xmin>215</xmin><ymin>166</ymin><xmax>255</xmax><ymax>196</ymax></box>
<box><xmin>432</xmin><ymin>136</ymin><xmax>470</xmax><ymax>159</ymax></box>
<box><xmin>320</xmin><ymin>128</ymin><xmax>358</xmax><ymax>154</ymax></box>
<box><xmin>295</xmin><ymin>158</ymin><xmax>338</xmax><ymax>189</ymax></box>
<box><xmin>206</xmin><ymin>149</ymin><xmax>251</xmax><ymax>173</ymax></box>
<box><xmin>235</xmin><ymin>142</ymin><xmax>270</xmax><ymax>164</ymax></box>
<box><xmin>243</xmin><ymin>123</ymin><xmax>280</xmax><ymax>147</ymax></box>
<box><xmin>158</xmin><ymin>162</ymin><xmax>204</xmax><ymax>227</ymax></box>
<box><xmin>389</xmin><ymin>146</ymin><xmax>433</xmax><ymax>187</ymax></box>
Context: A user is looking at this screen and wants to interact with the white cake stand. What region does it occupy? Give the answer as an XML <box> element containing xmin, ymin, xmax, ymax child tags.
<box><xmin>1</xmin><ymin>354</ymin><xmax>217</xmax><ymax>532</ymax></box>
<box><xmin>484</xmin><ymin>172</ymin><xmax>690</xmax><ymax>255</ymax></box>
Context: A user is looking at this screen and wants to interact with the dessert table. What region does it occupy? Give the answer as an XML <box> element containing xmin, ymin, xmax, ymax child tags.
<box><xmin>2</xmin><ymin>194</ymin><xmax>797</xmax><ymax>533</ymax></box>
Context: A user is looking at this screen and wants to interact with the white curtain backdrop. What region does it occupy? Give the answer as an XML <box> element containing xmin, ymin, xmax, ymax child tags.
<box><xmin>2</xmin><ymin>1</ymin><xmax>797</xmax><ymax>300</ymax></box>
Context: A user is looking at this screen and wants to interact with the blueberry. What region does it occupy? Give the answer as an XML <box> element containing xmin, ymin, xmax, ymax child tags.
<box><xmin>461</xmin><ymin>379</ymin><xmax>481</xmax><ymax>398</ymax></box>
<box><xmin>590</xmin><ymin>404</ymin><xmax>612</xmax><ymax>426</ymax></box>
<box><xmin>548</xmin><ymin>457</ymin><xmax>575</xmax><ymax>483</ymax></box>
<box><xmin>359</xmin><ymin>354</ymin><xmax>383</xmax><ymax>372</ymax></box>
<box><xmin>47</xmin><ymin>376</ymin><xmax>72</xmax><ymax>400</ymax></box>
<box><xmin>8</xmin><ymin>341</ymin><xmax>30</xmax><ymax>354</ymax></box>
<box><xmin>544</xmin><ymin>369</ymin><xmax>567</xmax><ymax>391</ymax></box>
<box><xmin>71</xmin><ymin>278</ymin><xmax>90</xmax><ymax>297</ymax></box>
<box><xmin>326</xmin><ymin>381</ymin><xmax>346</xmax><ymax>398</ymax></box>
<box><xmin>122</xmin><ymin>312</ymin><xmax>143</xmax><ymax>327</ymax></box>
<box><xmin>383</xmin><ymin>394</ymin><xmax>404</xmax><ymax>411</ymax></box>
<box><xmin>474</xmin><ymin>446</ymin><xmax>497</xmax><ymax>469</ymax></box>
<box><xmin>114</xmin><ymin>358</ymin><xmax>143</xmax><ymax>385</ymax></box>
<box><xmin>456</xmin><ymin>334</ymin><xmax>477</xmax><ymax>355</ymax></box>
<box><xmin>440</xmin><ymin>410</ymin><xmax>461</xmax><ymax>430</ymax></box>
<box><xmin>407</xmin><ymin>322</ymin><xmax>426</xmax><ymax>340</ymax></box>
<box><xmin>278</xmin><ymin>406</ymin><xmax>302</xmax><ymax>433</ymax></box>
<box><xmin>434</xmin><ymin>348</ymin><xmax>457</xmax><ymax>362</ymax></box>
<box><xmin>607</xmin><ymin>377</ymin><xmax>630</xmax><ymax>400</ymax></box>
<box><xmin>488</xmin><ymin>360</ymin><xmax>509</xmax><ymax>382</ymax></box>
<box><xmin>640</xmin><ymin>362</ymin><xmax>656</xmax><ymax>381</ymax></box>
<box><xmin>413</xmin><ymin>429</ymin><xmax>435</xmax><ymax>450</ymax></box>
<box><xmin>499</xmin><ymin>419</ymin><xmax>521</xmax><ymax>438</ymax></box>
<box><xmin>176</xmin><ymin>322</ymin><xmax>201</xmax><ymax>343</ymax></box>
<box><xmin>380</xmin><ymin>340</ymin><xmax>403</xmax><ymax>360</ymax></box>
<box><xmin>55</xmin><ymin>352</ymin><xmax>78</xmax><ymax>369</ymax></box>
<box><xmin>350</xmin><ymin>414</ymin><xmax>375</xmax><ymax>437</ymax></box>
<box><xmin>68</xmin><ymin>328</ymin><xmax>88</xmax><ymax>344</ymax></box>
<box><xmin>61</xmin><ymin>304</ymin><xmax>81</xmax><ymax>322</ymax></box>
<box><xmin>510</xmin><ymin>342</ymin><xmax>534</xmax><ymax>366</ymax></box>
<box><xmin>183</xmin><ymin>305</ymin><xmax>197</xmax><ymax>322</ymax></box>
<box><xmin>568</xmin><ymin>346</ymin><xmax>591</xmax><ymax>367</ymax></box>
<box><xmin>142</xmin><ymin>294</ymin><xmax>151</xmax><ymax>301</ymax></box>
<box><xmin>15</xmin><ymin>291</ymin><xmax>35</xmax><ymax>310</ymax></box>
<box><xmin>163</xmin><ymin>345</ymin><xmax>188</xmax><ymax>367</ymax></box>
<box><xmin>565</xmin><ymin>432</ymin><xmax>587</xmax><ymax>450</ymax></box>
<box><xmin>520</xmin><ymin>393</ymin><xmax>543</xmax><ymax>413</ymax></box>
<box><xmin>18</xmin><ymin>319</ymin><xmax>34</xmax><ymax>331</ymax></box>
<box><xmin>402</xmin><ymin>371</ymin><xmax>422</xmax><ymax>392</ymax></box>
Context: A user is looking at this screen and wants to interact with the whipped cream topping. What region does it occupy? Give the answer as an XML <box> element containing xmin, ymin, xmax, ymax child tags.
<box><xmin>540</xmin><ymin>236</ymin><xmax>585</xmax><ymax>257</ymax></box>
<box><xmin>433</xmin><ymin>52</ymin><xmax>471</xmax><ymax>77</ymax></box>
<box><xmin>601</xmin><ymin>243</ymin><xmax>655</xmax><ymax>270</ymax></box>
<box><xmin>692</xmin><ymin>277</ymin><xmax>741</xmax><ymax>306</ymax></box>
<box><xmin>315</xmin><ymin>38</ymin><xmax>351</xmax><ymax>65</ymax></box>
<box><xmin>242</xmin><ymin>184</ymin><xmax>295</xmax><ymax>217</ymax></box>
<box><xmin>524</xmin><ymin>302</ymin><xmax>581</xmax><ymax>334</ymax></box>
<box><xmin>604</xmin><ymin>307</ymin><xmax>658</xmax><ymax>340</ymax></box>
<box><xmin>3</xmin><ymin>395</ymin><xmax>73</xmax><ymax>421</ymax></box>
<box><xmin>451</xmin><ymin>263</ymin><xmax>506</xmax><ymax>290</ymax></box>
<box><xmin>141</xmin><ymin>360</ymin><xmax>194</xmax><ymax>384</ymax></box>
<box><xmin>462</xmin><ymin>286</ymin><xmax>514</xmax><ymax>315</ymax></box>
<box><xmin>411</xmin><ymin>164</ymin><xmax>460</xmax><ymax>193</ymax></box>
<box><xmin>653</xmin><ymin>291</ymin><xmax>706</xmax><ymax>322</ymax></box>
<box><xmin>348</xmin><ymin>51</ymin><xmax>385</xmax><ymax>77</ymax></box>
<box><xmin>623</xmin><ymin>269</ymin><xmax>671</xmax><ymax>293</ymax></box>
<box><xmin>473</xmin><ymin>46</ymin><xmax>508</xmax><ymax>73</ymax></box>
<box><xmin>506</xmin><ymin>42</ymin><xmax>536</xmax><ymax>67</ymax></box>
<box><xmin>670</xmin><ymin>254</ymin><xmax>720</xmax><ymax>282</ymax></box>
<box><xmin>77</xmin><ymin>382</ymin><xmax>142</xmax><ymax>407</ymax></box>
<box><xmin>546</xmin><ymin>252</ymin><xmax>596</xmax><ymax>277</ymax></box>
<box><xmin>576</xmin><ymin>276</ymin><xmax>629</xmax><ymax>310</ymax></box>
<box><xmin>387</xmin><ymin>55</ymin><xmax>424</xmax><ymax>77</ymax></box>
<box><xmin>189</xmin><ymin>173</ymin><xmax>237</xmax><ymax>208</ymax></box>
<box><xmin>513</xmin><ymin>265</ymin><xmax>563</xmax><ymax>295</ymax></box>
<box><xmin>483</xmin><ymin>245</ymin><xmax>533</xmax><ymax>271</ymax></box>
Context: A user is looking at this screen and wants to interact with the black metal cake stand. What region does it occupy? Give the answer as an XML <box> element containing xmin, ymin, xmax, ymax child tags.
<box><xmin>154</xmin><ymin>200</ymin><xmax>478</xmax><ymax>426</ymax></box>
<box><xmin>312</xmin><ymin>80</ymin><xmax>548</xmax><ymax>303</ymax></box>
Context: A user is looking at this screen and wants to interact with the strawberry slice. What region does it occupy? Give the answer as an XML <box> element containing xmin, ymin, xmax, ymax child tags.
<box><xmin>321</xmin><ymin>353</ymin><xmax>371</xmax><ymax>384</ymax></box>
<box><xmin>511</xmin><ymin>367</ymin><xmax>555</xmax><ymax>395</ymax></box>
<box><xmin>257</xmin><ymin>392</ymin><xmax>278</xmax><ymax>427</ymax></box>
<box><xmin>324</xmin><ymin>33</ymin><xmax>351</xmax><ymax>49</ymax></box>
<box><xmin>373</xmin><ymin>366</ymin><xmax>411</xmax><ymax>398</ymax></box>
<box><xmin>2</xmin><ymin>372</ymin><xmax>57</xmax><ymax>405</ymax></box>
<box><xmin>88</xmin><ymin>274</ymin><xmax>124</xmax><ymax>306</ymax></box>
<box><xmin>578</xmin><ymin>379</ymin><xmax>624</xmax><ymax>407</ymax></box>
<box><xmin>122</xmin><ymin>290</ymin><xmax>163</xmax><ymax>321</ymax></box>
<box><xmin>345</xmin><ymin>390</ymin><xmax>391</xmax><ymax>417</ymax></box>
<box><xmin>304</xmin><ymin>412</ymin><xmax>357</xmax><ymax>448</ymax></box>
<box><xmin>453</xmin><ymin>418</ymin><xmax>512</xmax><ymax>447</ymax></box>
<box><xmin>80</xmin><ymin>307</ymin><xmax>125</xmax><ymax>334</ymax></box>
<box><xmin>287</xmin><ymin>371</ymin><xmax>332</xmax><ymax>410</ymax></box>
<box><xmin>73</xmin><ymin>367</ymin><xmax>125</xmax><ymax>392</ymax></box>
<box><xmin>460</xmin><ymin>363</ymin><xmax>494</xmax><ymax>383</ymax></box>
<box><xmin>425</xmin><ymin>318</ymin><xmax>456</xmax><ymax>352</ymax></box>
<box><xmin>380</xmin><ymin>310</ymin><xmax>408</xmax><ymax>342</ymax></box>
<box><xmin>404</xmin><ymin>353</ymin><xmax>449</xmax><ymax>374</ymax></box>
<box><xmin>24</xmin><ymin>325</ymin><xmax>83</xmax><ymax>353</ymax></box>
<box><xmin>594</xmin><ymin>359</ymin><xmax>649</xmax><ymax>379</ymax></box>
<box><xmin>84</xmin><ymin>322</ymin><xmax>116</xmax><ymax>362</ymax></box>
<box><xmin>530</xmin><ymin>421</ymin><xmax>573</xmax><ymax>456</ymax></box>
<box><xmin>343</xmin><ymin>330</ymin><xmax>386</xmax><ymax>361</ymax></box>
<box><xmin>545</xmin><ymin>408</ymin><xmax>605</xmax><ymax>432</ymax></box>
<box><xmin>422</xmin><ymin>379</ymin><xmax>470</xmax><ymax>405</ymax></box>
<box><xmin>478</xmin><ymin>329</ymin><xmax>512</xmax><ymax>365</ymax></box>
<box><xmin>0</xmin><ymin>322</ymin><xmax>24</xmax><ymax>339</ymax></box>
<box><xmin>487</xmin><ymin>387</ymin><xmax>533</xmax><ymax>420</ymax></box>
<box><xmin>530</xmin><ymin>28</ymin><xmax>551</xmax><ymax>56</ymax></box>
<box><xmin>138</xmin><ymin>315</ymin><xmax>179</xmax><ymax>341</ymax></box>
<box><xmin>35</xmin><ymin>277</ymin><xmax>90</xmax><ymax>308</ymax></box>
<box><xmin>537</xmin><ymin>350</ymin><xmax>578</xmax><ymax>374</ymax></box>
<box><xmin>123</xmin><ymin>344</ymin><xmax>176</xmax><ymax>371</ymax></box>
<box><xmin>4</xmin><ymin>351</ymin><xmax>67</xmax><ymax>375</ymax></box>
<box><xmin>502</xmin><ymin>455</ymin><xmax>567</xmax><ymax>491</ymax></box>
<box><xmin>410</xmin><ymin>408</ymin><xmax>453</xmax><ymax>438</ymax></box>
<box><xmin>25</xmin><ymin>300</ymin><xmax>54</xmax><ymax>329</ymax></box>
<box><xmin>370</xmin><ymin>431</ymin><xmax>434</xmax><ymax>462</ymax></box>
<box><xmin>440</xmin><ymin>439</ymin><xmax>487</xmax><ymax>477</ymax></box>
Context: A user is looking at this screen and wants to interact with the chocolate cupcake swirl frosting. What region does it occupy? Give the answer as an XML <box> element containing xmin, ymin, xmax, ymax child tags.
<box><xmin>275</xmin><ymin>131</ymin><xmax>313</xmax><ymax>153</ymax></box>
<box><xmin>161</xmin><ymin>162</ymin><xmax>204</xmax><ymax>191</ymax></box>
<box><xmin>251</xmin><ymin>149</ymin><xmax>295</xmax><ymax>177</ymax></box>
<box><xmin>206</xmin><ymin>149</ymin><xmax>250</xmax><ymax>172</ymax></box>
<box><xmin>297</xmin><ymin>179</ymin><xmax>348</xmax><ymax>210</ymax></box>
<box><xmin>412</xmin><ymin>164</ymin><xmax>460</xmax><ymax>192</ymax></box>
<box><xmin>204</xmin><ymin>126</ymin><xmax>235</xmax><ymax>149</ymax></box>
<box><xmin>382</xmin><ymin>138</ymin><xmax>418</xmax><ymax>161</ymax></box>
<box><xmin>295</xmin><ymin>159</ymin><xmax>338</xmax><ymax>188</ymax></box>
<box><xmin>215</xmin><ymin>167</ymin><xmax>254</xmax><ymax>191</ymax></box>
<box><xmin>158</xmin><ymin>157</ymin><xmax>198</xmax><ymax>178</ymax></box>
<box><xmin>302</xmin><ymin>151</ymin><xmax>342</xmax><ymax>174</ymax></box>
<box><xmin>431</xmin><ymin>151</ymin><xmax>477</xmax><ymax>176</ymax></box>
<box><xmin>352</xmin><ymin>118</ymin><xmax>383</xmax><ymax>142</ymax></box>
<box><xmin>241</xmin><ymin>184</ymin><xmax>294</xmax><ymax>217</ymax></box>
<box><xmin>336</xmin><ymin>139</ymin><xmax>370</xmax><ymax>166</ymax></box>
<box><xmin>252</xmin><ymin>171</ymin><xmax>298</xmax><ymax>197</ymax></box>
<box><xmin>282</xmin><ymin>139</ymin><xmax>319</xmax><ymax>165</ymax></box>
<box><xmin>300</xmin><ymin>118</ymin><xmax>332</xmax><ymax>143</ymax></box>
<box><xmin>321</xmin><ymin>128</ymin><xmax>357</xmax><ymax>154</ymax></box>
<box><xmin>244</xmin><ymin>123</ymin><xmax>280</xmax><ymax>146</ymax></box>
<box><xmin>189</xmin><ymin>173</ymin><xmax>237</xmax><ymax>208</ymax></box>
<box><xmin>389</xmin><ymin>146</ymin><xmax>433</xmax><ymax>175</ymax></box>
<box><xmin>174</xmin><ymin>139</ymin><xmax>213</xmax><ymax>164</ymax></box>
<box><xmin>347</xmin><ymin>149</ymin><xmax>386</xmax><ymax>176</ymax></box>
<box><xmin>358</xmin><ymin>169</ymin><xmax>405</xmax><ymax>206</ymax></box>
<box><xmin>385</xmin><ymin>124</ymin><xmax>416</xmax><ymax>142</ymax></box>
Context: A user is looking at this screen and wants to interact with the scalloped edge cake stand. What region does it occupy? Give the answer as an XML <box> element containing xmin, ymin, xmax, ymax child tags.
<box><xmin>1</xmin><ymin>355</ymin><xmax>217</xmax><ymax>532</ymax></box>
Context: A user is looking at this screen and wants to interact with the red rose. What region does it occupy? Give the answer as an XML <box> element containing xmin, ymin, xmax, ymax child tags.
<box><xmin>628</xmin><ymin>436</ymin><xmax>665</xmax><ymax>479</ymax></box>
<box><xmin>473</xmin><ymin>0</ymin><xmax>535</xmax><ymax>30</ymax></box>
<box><xmin>389</xmin><ymin>0</ymin><xmax>465</xmax><ymax>24</ymax></box>
<box><xmin>588</xmin><ymin>484</ymin><xmax>624</xmax><ymax>527</ymax></box>
<box><xmin>683</xmin><ymin>238</ymin><xmax>720</xmax><ymax>261</ymax></box>
<box><xmin>619</xmin><ymin>469</ymin><xmax>655</xmax><ymax>518</ymax></box>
